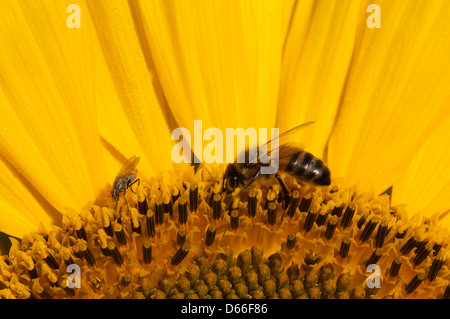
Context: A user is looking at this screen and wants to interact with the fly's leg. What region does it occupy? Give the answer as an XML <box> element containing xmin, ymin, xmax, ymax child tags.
<box><xmin>275</xmin><ymin>174</ymin><xmax>291</xmax><ymax>210</ymax></box>
<box><xmin>128</xmin><ymin>179</ymin><xmax>140</xmax><ymax>194</ymax></box>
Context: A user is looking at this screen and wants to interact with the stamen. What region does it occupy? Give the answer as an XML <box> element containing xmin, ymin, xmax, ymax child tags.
<box><xmin>80</xmin><ymin>242</ymin><xmax>96</xmax><ymax>267</ymax></box>
<box><xmin>339</xmin><ymin>237</ymin><xmax>351</xmax><ymax>259</ymax></box>
<box><xmin>340</xmin><ymin>203</ymin><xmax>356</xmax><ymax>229</ymax></box>
<box><xmin>142</xmin><ymin>241</ymin><xmax>152</xmax><ymax>264</ymax></box>
<box><xmin>146</xmin><ymin>211</ymin><xmax>156</xmax><ymax>237</ymax></box>
<box><xmin>316</xmin><ymin>208</ymin><xmax>328</xmax><ymax>226</ymax></box>
<box><xmin>432</xmin><ymin>243</ymin><xmax>442</xmax><ymax>256</ymax></box>
<box><xmin>303</xmin><ymin>207</ymin><xmax>317</xmax><ymax>233</ymax></box>
<box><xmin>177</xmin><ymin>229</ymin><xmax>186</xmax><ymax>246</ymax></box>
<box><xmin>413</xmin><ymin>242</ymin><xmax>432</xmax><ymax>266</ymax></box>
<box><xmin>205</xmin><ymin>225</ymin><xmax>216</xmax><ymax>247</ymax></box>
<box><xmin>389</xmin><ymin>257</ymin><xmax>402</xmax><ymax>277</ymax></box>
<box><xmin>212</xmin><ymin>194</ymin><xmax>222</xmax><ymax>219</ymax></box>
<box><xmin>28</xmin><ymin>265</ymin><xmax>38</xmax><ymax>279</ymax></box>
<box><xmin>405</xmin><ymin>272</ymin><xmax>425</xmax><ymax>294</ymax></box>
<box><xmin>400</xmin><ymin>234</ymin><xmax>420</xmax><ymax>255</ymax></box>
<box><xmin>359</xmin><ymin>217</ymin><xmax>378</xmax><ymax>243</ymax></box>
<box><xmin>299</xmin><ymin>193</ymin><xmax>312</xmax><ymax>213</ymax></box>
<box><xmin>325</xmin><ymin>216</ymin><xmax>337</xmax><ymax>240</ymax></box>
<box><xmin>267</xmin><ymin>202</ymin><xmax>277</xmax><ymax>226</ymax></box>
<box><xmin>286</xmin><ymin>233</ymin><xmax>297</xmax><ymax>250</ymax></box>
<box><xmin>171</xmin><ymin>244</ymin><xmax>190</xmax><ymax>266</ymax></box>
<box><xmin>230</xmin><ymin>209</ymin><xmax>239</xmax><ymax>230</ymax></box>
<box><xmin>107</xmin><ymin>241</ymin><xmax>124</xmax><ymax>266</ymax></box>
<box><xmin>331</xmin><ymin>205</ymin><xmax>344</xmax><ymax>217</ymax></box>
<box><xmin>163</xmin><ymin>198</ymin><xmax>173</xmax><ymax>217</ymax></box>
<box><xmin>365</xmin><ymin>248</ymin><xmax>383</xmax><ymax>268</ymax></box>
<box><xmin>178</xmin><ymin>198</ymin><xmax>188</xmax><ymax>224</ymax></box>
<box><xmin>287</xmin><ymin>190</ymin><xmax>299</xmax><ymax>218</ymax></box>
<box><xmin>189</xmin><ymin>184</ymin><xmax>198</xmax><ymax>212</ymax></box>
<box><xmin>247</xmin><ymin>190</ymin><xmax>257</xmax><ymax>218</ymax></box>
<box><xmin>44</xmin><ymin>253</ymin><xmax>59</xmax><ymax>270</ymax></box>
<box><xmin>114</xmin><ymin>223</ymin><xmax>127</xmax><ymax>246</ymax></box>
<box><xmin>138</xmin><ymin>197</ymin><xmax>148</xmax><ymax>215</ymax></box>
<box><xmin>155</xmin><ymin>198</ymin><xmax>164</xmax><ymax>225</ymax></box>
<box><xmin>357</xmin><ymin>215</ymin><xmax>366</xmax><ymax>229</ymax></box>
<box><xmin>104</xmin><ymin>219</ymin><xmax>114</xmax><ymax>237</ymax></box>
<box><xmin>121</xmin><ymin>274</ymin><xmax>132</xmax><ymax>287</ymax></box>
<box><xmin>427</xmin><ymin>258</ymin><xmax>446</xmax><ymax>282</ymax></box>
<box><xmin>76</xmin><ymin>223</ymin><xmax>87</xmax><ymax>241</ymax></box>
<box><xmin>375</xmin><ymin>221</ymin><xmax>389</xmax><ymax>248</ymax></box>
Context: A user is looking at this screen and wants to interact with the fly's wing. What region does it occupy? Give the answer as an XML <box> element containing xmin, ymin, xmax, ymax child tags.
<box><xmin>117</xmin><ymin>156</ymin><xmax>140</xmax><ymax>177</ymax></box>
<box><xmin>258</xmin><ymin>121</ymin><xmax>315</xmax><ymax>165</ymax></box>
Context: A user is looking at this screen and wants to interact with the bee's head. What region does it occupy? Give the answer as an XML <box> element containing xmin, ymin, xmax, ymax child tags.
<box><xmin>222</xmin><ymin>164</ymin><xmax>241</xmax><ymax>193</ymax></box>
<box><xmin>110</xmin><ymin>188</ymin><xmax>120</xmax><ymax>201</ymax></box>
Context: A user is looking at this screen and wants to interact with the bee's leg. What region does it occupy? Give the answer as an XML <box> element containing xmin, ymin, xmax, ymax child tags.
<box><xmin>128</xmin><ymin>179</ymin><xmax>140</xmax><ymax>194</ymax></box>
<box><xmin>122</xmin><ymin>190</ymin><xmax>131</xmax><ymax>212</ymax></box>
<box><xmin>114</xmin><ymin>198</ymin><xmax>118</xmax><ymax>210</ymax></box>
<box><xmin>275</xmin><ymin>174</ymin><xmax>291</xmax><ymax>210</ymax></box>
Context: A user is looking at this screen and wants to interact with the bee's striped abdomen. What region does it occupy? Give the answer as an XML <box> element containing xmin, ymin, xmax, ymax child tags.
<box><xmin>284</xmin><ymin>151</ymin><xmax>331</xmax><ymax>186</ymax></box>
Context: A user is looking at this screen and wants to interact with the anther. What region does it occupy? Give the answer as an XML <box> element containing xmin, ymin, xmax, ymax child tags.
<box><xmin>400</xmin><ymin>234</ymin><xmax>420</xmax><ymax>255</ymax></box>
<box><xmin>331</xmin><ymin>205</ymin><xmax>344</xmax><ymax>217</ymax></box>
<box><xmin>286</xmin><ymin>233</ymin><xmax>297</xmax><ymax>250</ymax></box>
<box><xmin>171</xmin><ymin>187</ymin><xmax>180</xmax><ymax>203</ymax></box>
<box><xmin>104</xmin><ymin>220</ymin><xmax>114</xmax><ymax>237</ymax></box>
<box><xmin>316</xmin><ymin>209</ymin><xmax>328</xmax><ymax>226</ymax></box>
<box><xmin>212</xmin><ymin>194</ymin><xmax>222</xmax><ymax>219</ymax></box>
<box><xmin>171</xmin><ymin>244</ymin><xmax>190</xmax><ymax>266</ymax></box>
<box><xmin>325</xmin><ymin>217</ymin><xmax>337</xmax><ymax>240</ymax></box>
<box><xmin>405</xmin><ymin>272</ymin><xmax>425</xmax><ymax>294</ymax></box>
<box><xmin>413</xmin><ymin>242</ymin><xmax>433</xmax><ymax>266</ymax></box>
<box><xmin>143</xmin><ymin>241</ymin><xmax>152</xmax><ymax>264</ymax></box>
<box><xmin>287</xmin><ymin>190</ymin><xmax>299</xmax><ymax>218</ymax></box>
<box><xmin>108</xmin><ymin>241</ymin><xmax>124</xmax><ymax>266</ymax></box>
<box><xmin>80</xmin><ymin>243</ymin><xmax>96</xmax><ymax>267</ymax></box>
<box><xmin>230</xmin><ymin>209</ymin><xmax>239</xmax><ymax>230</ymax></box>
<box><xmin>427</xmin><ymin>258</ymin><xmax>446</xmax><ymax>282</ymax></box>
<box><xmin>155</xmin><ymin>198</ymin><xmax>164</xmax><ymax>225</ymax></box>
<box><xmin>114</xmin><ymin>223</ymin><xmax>127</xmax><ymax>246</ymax></box>
<box><xmin>146</xmin><ymin>210</ymin><xmax>156</xmax><ymax>237</ymax></box>
<box><xmin>248</xmin><ymin>190</ymin><xmax>258</xmax><ymax>218</ymax></box>
<box><xmin>339</xmin><ymin>237</ymin><xmax>351</xmax><ymax>259</ymax></box>
<box><xmin>76</xmin><ymin>223</ymin><xmax>87</xmax><ymax>241</ymax></box>
<box><xmin>132</xmin><ymin>219</ymin><xmax>142</xmax><ymax>234</ymax></box>
<box><xmin>432</xmin><ymin>243</ymin><xmax>442</xmax><ymax>256</ymax></box>
<box><xmin>163</xmin><ymin>198</ymin><xmax>173</xmax><ymax>217</ymax></box>
<box><xmin>264</xmin><ymin>191</ymin><xmax>277</xmax><ymax>210</ymax></box>
<box><xmin>28</xmin><ymin>265</ymin><xmax>38</xmax><ymax>279</ymax></box>
<box><xmin>189</xmin><ymin>184</ymin><xmax>198</xmax><ymax>212</ymax></box>
<box><xmin>340</xmin><ymin>203</ymin><xmax>356</xmax><ymax>229</ymax></box>
<box><xmin>177</xmin><ymin>229</ymin><xmax>186</xmax><ymax>246</ymax></box>
<box><xmin>299</xmin><ymin>193</ymin><xmax>312</xmax><ymax>213</ymax></box>
<box><xmin>44</xmin><ymin>253</ymin><xmax>59</xmax><ymax>270</ymax></box>
<box><xmin>395</xmin><ymin>229</ymin><xmax>407</xmax><ymax>239</ymax></box>
<box><xmin>267</xmin><ymin>202</ymin><xmax>277</xmax><ymax>226</ymax></box>
<box><xmin>359</xmin><ymin>217</ymin><xmax>378</xmax><ymax>243</ymax></box>
<box><xmin>375</xmin><ymin>221</ymin><xmax>389</xmax><ymax>248</ymax></box>
<box><xmin>365</xmin><ymin>248</ymin><xmax>383</xmax><ymax>268</ymax></box>
<box><xmin>121</xmin><ymin>274</ymin><xmax>132</xmax><ymax>287</ymax></box>
<box><xmin>62</xmin><ymin>251</ymin><xmax>74</xmax><ymax>267</ymax></box>
<box><xmin>178</xmin><ymin>197</ymin><xmax>188</xmax><ymax>224</ymax></box>
<box><xmin>389</xmin><ymin>257</ymin><xmax>402</xmax><ymax>277</ymax></box>
<box><xmin>443</xmin><ymin>285</ymin><xmax>450</xmax><ymax>299</ymax></box>
<box><xmin>357</xmin><ymin>215</ymin><xmax>366</xmax><ymax>229</ymax></box>
<box><xmin>303</xmin><ymin>207</ymin><xmax>317</xmax><ymax>233</ymax></box>
<box><xmin>205</xmin><ymin>225</ymin><xmax>216</xmax><ymax>247</ymax></box>
<box><xmin>138</xmin><ymin>196</ymin><xmax>148</xmax><ymax>215</ymax></box>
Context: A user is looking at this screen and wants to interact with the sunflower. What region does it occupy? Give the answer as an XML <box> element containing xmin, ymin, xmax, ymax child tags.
<box><xmin>0</xmin><ymin>0</ymin><xmax>450</xmax><ymax>299</ymax></box>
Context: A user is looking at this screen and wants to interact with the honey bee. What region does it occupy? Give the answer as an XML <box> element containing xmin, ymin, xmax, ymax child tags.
<box><xmin>222</xmin><ymin>122</ymin><xmax>330</xmax><ymax>208</ymax></box>
<box><xmin>111</xmin><ymin>156</ymin><xmax>141</xmax><ymax>208</ymax></box>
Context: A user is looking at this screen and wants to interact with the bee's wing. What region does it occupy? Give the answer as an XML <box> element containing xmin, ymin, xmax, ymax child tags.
<box><xmin>117</xmin><ymin>156</ymin><xmax>140</xmax><ymax>177</ymax></box>
<box><xmin>258</xmin><ymin>121</ymin><xmax>315</xmax><ymax>164</ymax></box>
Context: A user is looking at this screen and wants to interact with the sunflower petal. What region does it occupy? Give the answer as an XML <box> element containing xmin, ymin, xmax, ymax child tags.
<box><xmin>328</xmin><ymin>0</ymin><xmax>450</xmax><ymax>194</ymax></box>
<box><xmin>277</xmin><ymin>0</ymin><xmax>360</xmax><ymax>156</ymax></box>
<box><xmin>136</xmin><ymin>0</ymin><xmax>294</xmax><ymax>134</ymax></box>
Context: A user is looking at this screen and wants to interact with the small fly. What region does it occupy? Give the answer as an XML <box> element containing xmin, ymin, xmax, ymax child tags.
<box><xmin>111</xmin><ymin>156</ymin><xmax>141</xmax><ymax>209</ymax></box>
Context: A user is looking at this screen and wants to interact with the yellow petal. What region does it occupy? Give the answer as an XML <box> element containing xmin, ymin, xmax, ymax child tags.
<box><xmin>0</xmin><ymin>0</ymin><xmax>105</xmax><ymax>211</ymax></box>
<box><xmin>277</xmin><ymin>0</ymin><xmax>360</xmax><ymax>156</ymax></box>
<box><xmin>393</xmin><ymin>113</ymin><xmax>450</xmax><ymax>219</ymax></box>
<box><xmin>136</xmin><ymin>0</ymin><xmax>294</xmax><ymax>134</ymax></box>
<box><xmin>328</xmin><ymin>0</ymin><xmax>450</xmax><ymax>194</ymax></box>
<box><xmin>88</xmin><ymin>1</ymin><xmax>175</xmax><ymax>175</ymax></box>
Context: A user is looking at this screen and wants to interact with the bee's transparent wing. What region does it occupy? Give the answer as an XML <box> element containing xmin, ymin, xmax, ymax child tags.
<box><xmin>117</xmin><ymin>156</ymin><xmax>140</xmax><ymax>177</ymax></box>
<box><xmin>258</xmin><ymin>121</ymin><xmax>315</xmax><ymax>165</ymax></box>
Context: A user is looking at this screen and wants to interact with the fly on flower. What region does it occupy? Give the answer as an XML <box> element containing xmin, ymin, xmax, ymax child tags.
<box><xmin>111</xmin><ymin>156</ymin><xmax>141</xmax><ymax>209</ymax></box>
